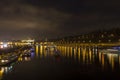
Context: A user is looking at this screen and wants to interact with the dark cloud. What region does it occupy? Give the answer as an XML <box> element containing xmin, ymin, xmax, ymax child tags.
<box><xmin>0</xmin><ymin>0</ymin><xmax>120</xmax><ymax>40</ymax></box>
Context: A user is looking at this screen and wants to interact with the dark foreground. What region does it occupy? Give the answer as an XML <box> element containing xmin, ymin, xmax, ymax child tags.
<box><xmin>1</xmin><ymin>45</ymin><xmax>120</xmax><ymax>80</ymax></box>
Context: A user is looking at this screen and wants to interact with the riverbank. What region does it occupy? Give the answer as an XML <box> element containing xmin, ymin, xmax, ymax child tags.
<box><xmin>0</xmin><ymin>45</ymin><xmax>33</xmax><ymax>66</ymax></box>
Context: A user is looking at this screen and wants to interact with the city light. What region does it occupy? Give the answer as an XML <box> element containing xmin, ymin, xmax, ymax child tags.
<box><xmin>3</xmin><ymin>44</ymin><xmax>7</xmax><ymax>48</ymax></box>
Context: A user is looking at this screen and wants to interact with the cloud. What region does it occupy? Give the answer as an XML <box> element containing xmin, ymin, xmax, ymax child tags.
<box><xmin>0</xmin><ymin>0</ymin><xmax>120</xmax><ymax>39</ymax></box>
<box><xmin>0</xmin><ymin>1</ymin><xmax>72</xmax><ymax>39</ymax></box>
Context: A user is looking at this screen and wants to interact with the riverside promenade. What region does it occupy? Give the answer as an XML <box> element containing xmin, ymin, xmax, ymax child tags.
<box><xmin>0</xmin><ymin>45</ymin><xmax>33</xmax><ymax>66</ymax></box>
<box><xmin>54</xmin><ymin>42</ymin><xmax>120</xmax><ymax>47</ymax></box>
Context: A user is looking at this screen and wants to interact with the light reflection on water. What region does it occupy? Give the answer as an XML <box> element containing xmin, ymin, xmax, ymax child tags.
<box><xmin>0</xmin><ymin>52</ymin><xmax>34</xmax><ymax>80</ymax></box>
<box><xmin>0</xmin><ymin>65</ymin><xmax>13</xmax><ymax>80</ymax></box>
<box><xmin>56</xmin><ymin>45</ymin><xmax>120</xmax><ymax>71</ymax></box>
<box><xmin>34</xmin><ymin>45</ymin><xmax>120</xmax><ymax>72</ymax></box>
<box><xmin>1</xmin><ymin>45</ymin><xmax>120</xmax><ymax>80</ymax></box>
<box><xmin>35</xmin><ymin>45</ymin><xmax>57</xmax><ymax>59</ymax></box>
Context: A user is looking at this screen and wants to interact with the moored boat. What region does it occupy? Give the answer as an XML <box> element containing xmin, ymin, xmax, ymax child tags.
<box><xmin>0</xmin><ymin>54</ymin><xmax>19</xmax><ymax>66</ymax></box>
<box><xmin>99</xmin><ymin>48</ymin><xmax>120</xmax><ymax>53</ymax></box>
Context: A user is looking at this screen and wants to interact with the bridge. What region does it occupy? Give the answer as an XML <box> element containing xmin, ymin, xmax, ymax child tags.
<box><xmin>54</xmin><ymin>42</ymin><xmax>120</xmax><ymax>47</ymax></box>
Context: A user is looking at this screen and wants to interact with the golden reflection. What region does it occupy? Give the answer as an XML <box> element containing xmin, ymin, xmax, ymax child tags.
<box><xmin>89</xmin><ymin>48</ymin><xmax>92</xmax><ymax>63</ymax></box>
<box><xmin>111</xmin><ymin>55</ymin><xmax>114</xmax><ymax>70</ymax></box>
<box><xmin>82</xmin><ymin>48</ymin><xmax>86</xmax><ymax>63</ymax></box>
<box><xmin>39</xmin><ymin>46</ymin><xmax>44</xmax><ymax>58</ymax></box>
<box><xmin>98</xmin><ymin>51</ymin><xmax>105</xmax><ymax>69</ymax></box>
<box><xmin>64</xmin><ymin>46</ymin><xmax>67</xmax><ymax>57</ymax></box>
<box><xmin>60</xmin><ymin>46</ymin><xmax>62</xmax><ymax>51</ymax></box>
<box><xmin>67</xmin><ymin>47</ymin><xmax>70</xmax><ymax>58</ymax></box>
<box><xmin>109</xmin><ymin>54</ymin><xmax>118</xmax><ymax>70</ymax></box>
<box><xmin>40</xmin><ymin>46</ymin><xmax>43</xmax><ymax>54</ymax></box>
<box><xmin>99</xmin><ymin>52</ymin><xmax>102</xmax><ymax>63</ymax></box>
<box><xmin>36</xmin><ymin>45</ymin><xmax>39</xmax><ymax>57</ymax></box>
<box><xmin>70</xmin><ymin>47</ymin><xmax>72</xmax><ymax>58</ymax></box>
<box><xmin>86</xmin><ymin>47</ymin><xmax>89</xmax><ymax>63</ymax></box>
<box><xmin>107</xmin><ymin>54</ymin><xmax>112</xmax><ymax>66</ymax></box>
<box><xmin>61</xmin><ymin>46</ymin><xmax>65</xmax><ymax>56</ymax></box>
<box><xmin>18</xmin><ymin>57</ymin><xmax>22</xmax><ymax>61</ymax></box>
<box><xmin>78</xmin><ymin>47</ymin><xmax>80</xmax><ymax>62</ymax></box>
<box><xmin>92</xmin><ymin>54</ymin><xmax>95</xmax><ymax>63</ymax></box>
<box><xmin>35</xmin><ymin>45</ymin><xmax>120</xmax><ymax>71</ymax></box>
<box><xmin>59</xmin><ymin>46</ymin><xmax>71</xmax><ymax>57</ymax></box>
<box><xmin>101</xmin><ymin>54</ymin><xmax>105</xmax><ymax>69</ymax></box>
<box><xmin>74</xmin><ymin>47</ymin><xmax>77</xmax><ymax>60</ymax></box>
<box><xmin>0</xmin><ymin>67</ymin><xmax>4</xmax><ymax>79</ymax></box>
<box><xmin>107</xmin><ymin>54</ymin><xmax>116</xmax><ymax>70</ymax></box>
<box><xmin>58</xmin><ymin>46</ymin><xmax>61</xmax><ymax>52</ymax></box>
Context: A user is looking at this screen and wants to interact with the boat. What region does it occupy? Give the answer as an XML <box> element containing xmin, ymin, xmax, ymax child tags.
<box><xmin>30</xmin><ymin>48</ymin><xmax>35</xmax><ymax>52</ymax></box>
<box><xmin>22</xmin><ymin>50</ymin><xmax>31</xmax><ymax>57</ymax></box>
<box><xmin>0</xmin><ymin>54</ymin><xmax>19</xmax><ymax>66</ymax></box>
<box><xmin>107</xmin><ymin>49</ymin><xmax>119</xmax><ymax>52</ymax></box>
<box><xmin>99</xmin><ymin>48</ymin><xmax>120</xmax><ymax>53</ymax></box>
<box><xmin>54</xmin><ymin>49</ymin><xmax>61</xmax><ymax>57</ymax></box>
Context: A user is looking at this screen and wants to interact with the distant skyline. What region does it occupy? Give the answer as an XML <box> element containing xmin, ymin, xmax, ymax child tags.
<box><xmin>0</xmin><ymin>0</ymin><xmax>120</xmax><ymax>40</ymax></box>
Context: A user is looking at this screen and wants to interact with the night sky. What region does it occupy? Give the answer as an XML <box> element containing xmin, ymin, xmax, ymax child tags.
<box><xmin>0</xmin><ymin>0</ymin><xmax>120</xmax><ymax>40</ymax></box>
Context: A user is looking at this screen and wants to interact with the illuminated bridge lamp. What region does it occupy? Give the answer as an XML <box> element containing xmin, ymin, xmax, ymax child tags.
<box><xmin>0</xmin><ymin>45</ymin><xmax>3</xmax><ymax>48</ymax></box>
<box><xmin>3</xmin><ymin>44</ymin><xmax>8</xmax><ymax>48</ymax></box>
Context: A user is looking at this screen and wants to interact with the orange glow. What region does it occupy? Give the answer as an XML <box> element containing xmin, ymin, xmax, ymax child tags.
<box><xmin>101</xmin><ymin>54</ymin><xmax>104</xmax><ymax>69</ymax></box>
<box><xmin>78</xmin><ymin>47</ymin><xmax>80</xmax><ymax>62</ymax></box>
<box><xmin>89</xmin><ymin>48</ymin><xmax>92</xmax><ymax>63</ymax></box>
<box><xmin>82</xmin><ymin>48</ymin><xmax>86</xmax><ymax>63</ymax></box>
<box><xmin>36</xmin><ymin>45</ymin><xmax>39</xmax><ymax>57</ymax></box>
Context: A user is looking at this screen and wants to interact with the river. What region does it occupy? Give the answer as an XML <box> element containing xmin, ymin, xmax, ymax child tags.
<box><xmin>0</xmin><ymin>45</ymin><xmax>120</xmax><ymax>80</ymax></box>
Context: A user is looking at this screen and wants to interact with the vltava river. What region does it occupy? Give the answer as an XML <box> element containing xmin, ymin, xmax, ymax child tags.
<box><xmin>1</xmin><ymin>45</ymin><xmax>120</xmax><ymax>80</ymax></box>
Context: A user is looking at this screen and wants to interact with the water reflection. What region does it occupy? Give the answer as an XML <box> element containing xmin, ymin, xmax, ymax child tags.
<box><xmin>55</xmin><ymin>46</ymin><xmax>120</xmax><ymax>71</ymax></box>
<box><xmin>18</xmin><ymin>52</ymin><xmax>35</xmax><ymax>62</ymax></box>
<box><xmin>35</xmin><ymin>45</ymin><xmax>57</xmax><ymax>58</ymax></box>
<box><xmin>20</xmin><ymin>57</ymin><xmax>31</xmax><ymax>61</ymax></box>
<box><xmin>35</xmin><ymin>45</ymin><xmax>39</xmax><ymax>57</ymax></box>
<box><xmin>0</xmin><ymin>45</ymin><xmax>120</xmax><ymax>80</ymax></box>
<box><xmin>0</xmin><ymin>65</ymin><xmax>13</xmax><ymax>80</ymax></box>
<box><xmin>34</xmin><ymin>45</ymin><xmax>120</xmax><ymax>72</ymax></box>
